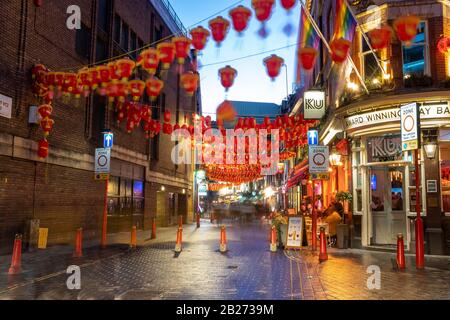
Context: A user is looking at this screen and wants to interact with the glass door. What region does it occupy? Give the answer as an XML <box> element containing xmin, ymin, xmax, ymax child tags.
<box><xmin>369</xmin><ymin>166</ymin><xmax>407</xmax><ymax>245</ymax></box>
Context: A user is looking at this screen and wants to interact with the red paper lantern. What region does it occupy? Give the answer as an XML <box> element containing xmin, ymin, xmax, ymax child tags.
<box><xmin>298</xmin><ymin>47</ymin><xmax>318</xmax><ymax>70</ymax></box>
<box><xmin>263</xmin><ymin>54</ymin><xmax>284</xmax><ymax>81</ymax></box>
<box><xmin>108</xmin><ymin>62</ymin><xmax>121</xmax><ymax>82</ymax></box>
<box><xmin>88</xmin><ymin>68</ymin><xmax>101</xmax><ymax>90</ymax></box>
<box><xmin>280</xmin><ymin>0</ymin><xmax>296</xmax><ymax>11</ymax></box>
<box><xmin>368</xmin><ymin>26</ymin><xmax>392</xmax><ymax>50</ymax></box>
<box><xmin>137</xmin><ymin>48</ymin><xmax>160</xmax><ymax>76</ymax></box>
<box><xmin>106</xmin><ymin>82</ymin><xmax>118</xmax><ymax>103</ymax></box>
<box><xmin>164</xmin><ymin>110</ymin><xmax>171</xmax><ymax>123</ymax></box>
<box><xmin>219</xmin><ymin>65</ymin><xmax>238</xmax><ymax>91</ymax></box>
<box><xmin>229</xmin><ymin>6</ymin><xmax>252</xmax><ymax>34</ymax></box>
<box><xmin>190</xmin><ymin>26</ymin><xmax>211</xmax><ymax>51</ymax></box>
<box><xmin>78</xmin><ymin>68</ymin><xmax>92</xmax><ymax>96</ymax></box>
<box><xmin>62</xmin><ymin>73</ymin><xmax>78</xmax><ymax>96</ymax></box>
<box><xmin>126</xmin><ymin>118</ymin><xmax>135</xmax><ymax>133</ymax></box>
<box><xmin>394</xmin><ymin>16</ymin><xmax>420</xmax><ymax>44</ymax></box>
<box><xmin>181</xmin><ymin>72</ymin><xmax>199</xmax><ymax>96</ymax></box>
<box><xmin>40</xmin><ymin>117</ymin><xmax>54</xmax><ymax>137</ymax></box>
<box><xmin>157</xmin><ymin>42</ymin><xmax>176</xmax><ymax>70</ymax></box>
<box><xmin>145</xmin><ymin>77</ymin><xmax>164</xmax><ymax>101</ymax></box>
<box><xmin>172</xmin><ymin>36</ymin><xmax>192</xmax><ymax>65</ymax></box>
<box><xmin>251</xmin><ymin>0</ymin><xmax>275</xmax><ymax>23</ymax></box>
<box><xmin>32</xmin><ymin>64</ymin><xmax>48</xmax><ymax>85</ymax></box>
<box><xmin>37</xmin><ymin>104</ymin><xmax>53</xmax><ymax>119</ymax></box>
<box><xmin>330</xmin><ymin>38</ymin><xmax>352</xmax><ymax>63</ymax></box>
<box><xmin>216</xmin><ymin>100</ymin><xmax>237</xmax><ymax>123</ymax></box>
<box><xmin>37</xmin><ymin>139</ymin><xmax>49</xmax><ymax>158</ymax></box>
<box><xmin>128</xmin><ymin>80</ymin><xmax>145</xmax><ymax>102</ymax></box>
<box><xmin>438</xmin><ymin>36</ymin><xmax>450</xmax><ymax>54</ymax></box>
<box><xmin>116</xmin><ymin>81</ymin><xmax>129</xmax><ymax>103</ymax></box>
<box><xmin>208</xmin><ymin>16</ymin><xmax>230</xmax><ymax>46</ymax></box>
<box><xmin>115</xmin><ymin>59</ymin><xmax>136</xmax><ymax>80</ymax></box>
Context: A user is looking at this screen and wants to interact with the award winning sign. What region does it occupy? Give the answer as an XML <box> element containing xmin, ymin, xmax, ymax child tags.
<box><xmin>400</xmin><ymin>103</ymin><xmax>420</xmax><ymax>151</ymax></box>
<box><xmin>304</xmin><ymin>90</ymin><xmax>326</xmax><ymax>120</ymax></box>
<box><xmin>309</xmin><ymin>146</ymin><xmax>329</xmax><ymax>173</ymax></box>
<box><xmin>286</xmin><ymin>216</ymin><xmax>303</xmax><ymax>249</ymax></box>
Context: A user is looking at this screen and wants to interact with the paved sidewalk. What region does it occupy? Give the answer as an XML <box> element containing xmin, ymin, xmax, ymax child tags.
<box><xmin>0</xmin><ymin>220</ymin><xmax>449</xmax><ymax>300</ymax></box>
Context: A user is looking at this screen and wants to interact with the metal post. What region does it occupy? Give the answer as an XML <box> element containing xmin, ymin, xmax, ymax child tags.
<box><xmin>101</xmin><ymin>179</ymin><xmax>108</xmax><ymax>249</ymax></box>
<box><xmin>312</xmin><ymin>180</ymin><xmax>317</xmax><ymax>251</ymax></box>
<box><xmin>414</xmin><ymin>149</ymin><xmax>425</xmax><ymax>269</ymax></box>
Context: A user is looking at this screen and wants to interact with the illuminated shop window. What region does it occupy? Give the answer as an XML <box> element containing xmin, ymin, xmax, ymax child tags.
<box><xmin>402</xmin><ymin>22</ymin><xmax>428</xmax><ymax>78</ymax></box>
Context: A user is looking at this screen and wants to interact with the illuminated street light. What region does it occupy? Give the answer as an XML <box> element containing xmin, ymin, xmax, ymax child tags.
<box><xmin>424</xmin><ymin>141</ymin><xmax>437</xmax><ymax>159</ymax></box>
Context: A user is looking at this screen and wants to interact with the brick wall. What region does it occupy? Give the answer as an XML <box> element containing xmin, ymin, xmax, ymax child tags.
<box><xmin>0</xmin><ymin>0</ymin><xmax>196</xmax><ymax>254</ymax></box>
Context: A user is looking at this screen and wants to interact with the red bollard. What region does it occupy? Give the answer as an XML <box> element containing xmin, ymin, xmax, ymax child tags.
<box><xmin>196</xmin><ymin>213</ymin><xmax>200</xmax><ymax>228</ymax></box>
<box><xmin>415</xmin><ymin>217</ymin><xmax>425</xmax><ymax>269</ymax></box>
<box><xmin>396</xmin><ymin>233</ymin><xmax>405</xmax><ymax>270</ymax></box>
<box><xmin>319</xmin><ymin>227</ymin><xmax>328</xmax><ymax>262</ymax></box>
<box><xmin>8</xmin><ymin>234</ymin><xmax>23</xmax><ymax>275</ymax></box>
<box><xmin>151</xmin><ymin>217</ymin><xmax>156</xmax><ymax>240</ymax></box>
<box><xmin>178</xmin><ymin>215</ymin><xmax>183</xmax><ymax>228</ymax></box>
<box><xmin>175</xmin><ymin>227</ymin><xmax>182</xmax><ymax>253</ymax></box>
<box><xmin>270</xmin><ymin>226</ymin><xmax>277</xmax><ymax>252</ymax></box>
<box><xmin>73</xmin><ymin>228</ymin><xmax>83</xmax><ymax>258</ymax></box>
<box><xmin>220</xmin><ymin>226</ymin><xmax>227</xmax><ymax>253</ymax></box>
<box><xmin>130</xmin><ymin>226</ymin><xmax>137</xmax><ymax>248</ymax></box>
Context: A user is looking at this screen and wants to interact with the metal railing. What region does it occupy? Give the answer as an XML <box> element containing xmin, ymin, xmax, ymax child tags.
<box><xmin>158</xmin><ymin>0</ymin><xmax>188</xmax><ymax>35</ymax></box>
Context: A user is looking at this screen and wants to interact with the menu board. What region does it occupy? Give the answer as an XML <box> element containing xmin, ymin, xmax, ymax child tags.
<box><xmin>285</xmin><ymin>216</ymin><xmax>303</xmax><ymax>249</ymax></box>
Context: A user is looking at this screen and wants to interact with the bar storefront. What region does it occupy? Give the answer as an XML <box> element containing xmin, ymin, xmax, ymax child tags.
<box><xmin>325</xmin><ymin>92</ymin><xmax>450</xmax><ymax>255</ymax></box>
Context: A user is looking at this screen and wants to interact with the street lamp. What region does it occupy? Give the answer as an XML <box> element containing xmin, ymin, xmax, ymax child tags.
<box><xmin>424</xmin><ymin>141</ymin><xmax>437</xmax><ymax>159</ymax></box>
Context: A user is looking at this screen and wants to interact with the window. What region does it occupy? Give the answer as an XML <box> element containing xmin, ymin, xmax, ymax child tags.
<box><xmin>361</xmin><ymin>33</ymin><xmax>382</xmax><ymax>82</ymax></box>
<box><xmin>97</xmin><ymin>0</ymin><xmax>110</xmax><ymax>32</ymax></box>
<box><xmin>130</xmin><ymin>31</ymin><xmax>137</xmax><ymax>59</ymax></box>
<box><xmin>96</xmin><ymin>38</ymin><xmax>108</xmax><ymax>63</ymax></box>
<box><xmin>107</xmin><ymin>177</ymin><xmax>145</xmax><ymax>217</ymax></box>
<box><xmin>121</xmin><ymin>23</ymin><xmax>129</xmax><ymax>50</ymax></box>
<box><xmin>114</xmin><ymin>14</ymin><xmax>121</xmax><ymax>43</ymax></box>
<box><xmin>402</xmin><ymin>21</ymin><xmax>428</xmax><ymax>78</ymax></box>
<box><xmin>75</xmin><ymin>23</ymin><xmax>91</xmax><ymax>59</ymax></box>
<box><xmin>155</xmin><ymin>25</ymin><xmax>163</xmax><ymax>42</ymax></box>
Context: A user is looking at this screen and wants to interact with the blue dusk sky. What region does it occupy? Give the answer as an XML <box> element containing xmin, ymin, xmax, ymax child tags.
<box><xmin>170</xmin><ymin>0</ymin><xmax>301</xmax><ymax>119</ymax></box>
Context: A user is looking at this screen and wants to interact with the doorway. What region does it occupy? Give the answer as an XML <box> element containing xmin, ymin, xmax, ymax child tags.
<box><xmin>369</xmin><ymin>166</ymin><xmax>407</xmax><ymax>245</ymax></box>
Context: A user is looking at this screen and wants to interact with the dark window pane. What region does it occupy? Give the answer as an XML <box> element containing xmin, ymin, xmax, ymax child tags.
<box><xmin>98</xmin><ymin>0</ymin><xmax>109</xmax><ymax>32</ymax></box>
<box><xmin>364</xmin><ymin>52</ymin><xmax>382</xmax><ymax>81</ymax></box>
<box><xmin>130</xmin><ymin>31</ymin><xmax>137</xmax><ymax>59</ymax></box>
<box><xmin>114</xmin><ymin>15</ymin><xmax>121</xmax><ymax>43</ymax></box>
<box><xmin>75</xmin><ymin>23</ymin><xmax>91</xmax><ymax>59</ymax></box>
<box><xmin>96</xmin><ymin>38</ymin><xmax>108</xmax><ymax>63</ymax></box>
<box><xmin>121</xmin><ymin>23</ymin><xmax>129</xmax><ymax>50</ymax></box>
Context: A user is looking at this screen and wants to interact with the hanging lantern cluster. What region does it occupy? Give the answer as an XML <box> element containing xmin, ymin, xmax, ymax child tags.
<box><xmin>205</xmin><ymin>164</ymin><xmax>262</xmax><ymax>184</ymax></box>
<box><xmin>37</xmin><ymin>104</ymin><xmax>54</xmax><ymax>159</ymax></box>
<box><xmin>263</xmin><ymin>54</ymin><xmax>284</xmax><ymax>81</ymax></box>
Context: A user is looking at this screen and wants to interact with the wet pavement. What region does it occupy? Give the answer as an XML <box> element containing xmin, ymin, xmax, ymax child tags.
<box><xmin>0</xmin><ymin>219</ymin><xmax>449</xmax><ymax>300</ymax></box>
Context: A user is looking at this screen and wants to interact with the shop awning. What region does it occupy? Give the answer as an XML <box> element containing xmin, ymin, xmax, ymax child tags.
<box><xmin>286</xmin><ymin>160</ymin><xmax>309</xmax><ymax>189</ymax></box>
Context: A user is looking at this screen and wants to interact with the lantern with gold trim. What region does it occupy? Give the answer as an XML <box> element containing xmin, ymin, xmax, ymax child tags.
<box><xmin>37</xmin><ymin>139</ymin><xmax>49</xmax><ymax>159</ymax></box>
<box><xmin>128</xmin><ymin>80</ymin><xmax>146</xmax><ymax>102</ymax></box>
<box><xmin>330</xmin><ymin>38</ymin><xmax>352</xmax><ymax>63</ymax></box>
<box><xmin>219</xmin><ymin>65</ymin><xmax>238</xmax><ymax>92</ymax></box>
<box><xmin>181</xmin><ymin>72</ymin><xmax>199</xmax><ymax>97</ymax></box>
<box><xmin>172</xmin><ymin>36</ymin><xmax>192</xmax><ymax>66</ymax></box>
<box><xmin>190</xmin><ymin>26</ymin><xmax>210</xmax><ymax>51</ymax></box>
<box><xmin>157</xmin><ymin>42</ymin><xmax>176</xmax><ymax>70</ymax></box>
<box><xmin>208</xmin><ymin>16</ymin><xmax>230</xmax><ymax>47</ymax></box>
<box><xmin>298</xmin><ymin>47</ymin><xmax>318</xmax><ymax>71</ymax></box>
<box><xmin>40</xmin><ymin>117</ymin><xmax>55</xmax><ymax>137</ymax></box>
<box><xmin>263</xmin><ymin>54</ymin><xmax>284</xmax><ymax>81</ymax></box>
<box><xmin>137</xmin><ymin>48</ymin><xmax>160</xmax><ymax>76</ymax></box>
<box><xmin>145</xmin><ymin>77</ymin><xmax>164</xmax><ymax>101</ymax></box>
<box><xmin>393</xmin><ymin>16</ymin><xmax>420</xmax><ymax>45</ymax></box>
<box><xmin>229</xmin><ymin>5</ymin><xmax>252</xmax><ymax>35</ymax></box>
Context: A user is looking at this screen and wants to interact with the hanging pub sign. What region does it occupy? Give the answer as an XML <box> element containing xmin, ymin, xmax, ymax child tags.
<box><xmin>303</xmin><ymin>90</ymin><xmax>326</xmax><ymax>120</ymax></box>
<box><xmin>400</xmin><ymin>102</ymin><xmax>420</xmax><ymax>151</ymax></box>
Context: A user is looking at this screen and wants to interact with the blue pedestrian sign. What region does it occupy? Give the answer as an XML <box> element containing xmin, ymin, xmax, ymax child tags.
<box><xmin>103</xmin><ymin>132</ymin><xmax>114</xmax><ymax>149</ymax></box>
<box><xmin>307</xmin><ymin>130</ymin><xmax>319</xmax><ymax>146</ymax></box>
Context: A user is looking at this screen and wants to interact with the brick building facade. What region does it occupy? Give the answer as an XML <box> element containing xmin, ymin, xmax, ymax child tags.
<box><xmin>0</xmin><ymin>0</ymin><xmax>199</xmax><ymax>254</ymax></box>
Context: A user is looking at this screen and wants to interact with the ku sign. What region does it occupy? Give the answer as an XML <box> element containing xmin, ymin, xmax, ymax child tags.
<box><xmin>309</xmin><ymin>146</ymin><xmax>329</xmax><ymax>173</ymax></box>
<box><xmin>307</xmin><ymin>130</ymin><xmax>319</xmax><ymax>145</ymax></box>
<box><xmin>400</xmin><ymin>103</ymin><xmax>420</xmax><ymax>151</ymax></box>
<box><xmin>304</xmin><ymin>90</ymin><xmax>326</xmax><ymax>120</ymax></box>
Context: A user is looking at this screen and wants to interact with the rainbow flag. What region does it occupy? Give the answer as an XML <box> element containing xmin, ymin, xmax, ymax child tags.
<box><xmin>333</xmin><ymin>0</ymin><xmax>357</xmax><ymax>41</ymax></box>
<box><xmin>296</xmin><ymin>7</ymin><xmax>320</xmax><ymax>85</ymax></box>
<box><xmin>299</xmin><ymin>7</ymin><xmax>320</xmax><ymax>49</ymax></box>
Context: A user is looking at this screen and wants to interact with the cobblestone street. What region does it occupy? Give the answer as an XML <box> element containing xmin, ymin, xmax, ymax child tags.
<box><xmin>0</xmin><ymin>220</ymin><xmax>449</xmax><ymax>300</ymax></box>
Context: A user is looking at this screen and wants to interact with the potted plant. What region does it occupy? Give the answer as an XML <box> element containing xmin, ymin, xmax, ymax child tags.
<box><xmin>335</xmin><ymin>191</ymin><xmax>353</xmax><ymax>249</ymax></box>
<box><xmin>272</xmin><ymin>212</ymin><xmax>288</xmax><ymax>248</ymax></box>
